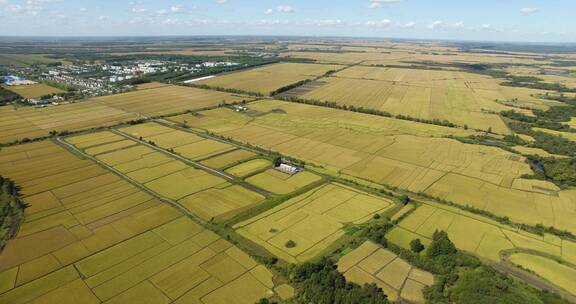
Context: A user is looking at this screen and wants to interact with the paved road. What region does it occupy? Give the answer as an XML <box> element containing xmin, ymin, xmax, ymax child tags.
<box><xmin>111</xmin><ymin>128</ymin><xmax>272</xmax><ymax>197</ymax></box>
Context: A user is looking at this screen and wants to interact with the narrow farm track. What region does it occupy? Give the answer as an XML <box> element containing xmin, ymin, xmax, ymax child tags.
<box><xmin>53</xmin><ymin>136</ymin><xmax>208</xmax><ymax>225</ymax></box>
<box><xmin>111</xmin><ymin>128</ymin><xmax>272</xmax><ymax>197</ymax></box>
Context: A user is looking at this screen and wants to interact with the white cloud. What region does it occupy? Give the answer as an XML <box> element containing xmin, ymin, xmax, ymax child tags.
<box><xmin>365</xmin><ymin>19</ymin><xmax>392</xmax><ymax>27</ymax></box>
<box><xmin>400</xmin><ymin>21</ymin><xmax>415</xmax><ymax>29</ymax></box>
<box><xmin>79</xmin><ymin>7</ymin><xmax>87</xmax><ymax>12</ymax></box>
<box><xmin>276</xmin><ymin>5</ymin><xmax>293</xmax><ymax>13</ymax></box>
<box><xmin>369</xmin><ymin>0</ymin><xmax>402</xmax><ymax>9</ymax></box>
<box><xmin>264</xmin><ymin>5</ymin><xmax>294</xmax><ymax>15</ymax></box>
<box><xmin>312</xmin><ymin>19</ymin><xmax>343</xmax><ymax>27</ymax></box>
<box><xmin>215</xmin><ymin>0</ymin><xmax>227</xmax><ymax>4</ymax></box>
<box><xmin>520</xmin><ymin>7</ymin><xmax>539</xmax><ymax>15</ymax></box>
<box><xmin>132</xmin><ymin>7</ymin><xmax>147</xmax><ymax>13</ymax></box>
<box><xmin>98</xmin><ymin>15</ymin><xmax>108</xmax><ymax>21</ymax></box>
<box><xmin>427</xmin><ymin>20</ymin><xmax>443</xmax><ymax>30</ymax></box>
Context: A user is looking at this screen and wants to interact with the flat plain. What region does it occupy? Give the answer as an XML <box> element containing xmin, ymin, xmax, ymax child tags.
<box><xmin>0</xmin><ymin>141</ymin><xmax>283</xmax><ymax>304</ymax></box>
<box><xmin>198</xmin><ymin>63</ymin><xmax>341</xmax><ymax>95</ymax></box>
<box><xmin>298</xmin><ymin>66</ymin><xmax>556</xmax><ymax>133</ymax></box>
<box><xmin>169</xmin><ymin>100</ymin><xmax>576</xmax><ymax>234</ymax></box>
<box><xmin>0</xmin><ymin>84</ymin><xmax>245</xmax><ymax>144</ymax></box>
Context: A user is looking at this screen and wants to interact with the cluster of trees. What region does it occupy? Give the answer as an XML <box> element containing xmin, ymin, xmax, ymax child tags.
<box><xmin>0</xmin><ymin>176</ymin><xmax>25</xmax><ymax>252</ymax></box>
<box><xmin>526</xmin><ymin>155</ymin><xmax>576</xmax><ymax>188</ymax></box>
<box><xmin>0</xmin><ymin>87</ymin><xmax>19</xmax><ymax>105</ymax></box>
<box><xmin>284</xmin><ymin>258</ymin><xmax>390</xmax><ymax>304</ymax></box>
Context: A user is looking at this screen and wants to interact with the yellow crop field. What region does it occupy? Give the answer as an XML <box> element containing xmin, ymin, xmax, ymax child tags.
<box><xmin>200</xmin><ymin>149</ymin><xmax>257</xmax><ymax>169</ymax></box>
<box><xmin>337</xmin><ymin>241</ymin><xmax>434</xmax><ymax>303</ymax></box>
<box><xmin>0</xmin><ymin>141</ymin><xmax>285</xmax><ymax>304</ymax></box>
<box><xmin>198</xmin><ymin>63</ymin><xmax>340</xmax><ymax>95</ymax></box>
<box><xmin>95</xmin><ymin>83</ymin><xmax>246</xmax><ymax>116</ymax></box>
<box><xmin>508</xmin><ymin>253</ymin><xmax>576</xmax><ymax>295</ymax></box>
<box><xmin>386</xmin><ymin>201</ymin><xmax>576</xmax><ymax>267</ymax></box>
<box><xmin>245</xmin><ymin>170</ymin><xmax>322</xmax><ymax>194</ymax></box>
<box><xmin>67</xmin><ymin>130</ymin><xmax>267</xmax><ymax>223</ymax></box>
<box><xmin>0</xmin><ymin>83</ymin><xmax>247</xmax><ymax>144</ymax></box>
<box><xmin>179</xmin><ymin>184</ymin><xmax>265</xmax><ymax>222</ymax></box>
<box><xmin>3</xmin><ymin>83</ymin><xmax>64</xmax><ymax>99</ymax></box>
<box><xmin>0</xmin><ymin>101</ymin><xmax>138</xmax><ymax>144</ymax></box>
<box><xmin>121</xmin><ymin>122</ymin><xmax>237</xmax><ymax>161</ymax></box>
<box><xmin>300</xmin><ymin>66</ymin><xmax>556</xmax><ymax>133</ymax></box>
<box><xmin>172</xmin><ymin>100</ymin><xmax>576</xmax><ymax>234</ymax></box>
<box><xmin>225</xmin><ymin>159</ymin><xmax>271</xmax><ymax>177</ymax></box>
<box><xmin>234</xmin><ymin>183</ymin><xmax>393</xmax><ymax>263</ymax></box>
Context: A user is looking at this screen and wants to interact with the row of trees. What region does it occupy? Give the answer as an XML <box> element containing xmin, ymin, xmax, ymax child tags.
<box><xmin>0</xmin><ymin>176</ymin><xmax>25</xmax><ymax>252</ymax></box>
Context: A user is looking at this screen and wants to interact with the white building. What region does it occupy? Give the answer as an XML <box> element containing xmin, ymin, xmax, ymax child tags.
<box><xmin>276</xmin><ymin>163</ymin><xmax>300</xmax><ymax>175</ymax></box>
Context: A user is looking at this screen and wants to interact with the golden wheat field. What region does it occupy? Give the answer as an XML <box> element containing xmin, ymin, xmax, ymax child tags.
<box><xmin>170</xmin><ymin>100</ymin><xmax>576</xmax><ymax>234</ymax></box>
<box><xmin>66</xmin><ymin>129</ymin><xmax>267</xmax><ymax>222</ymax></box>
<box><xmin>0</xmin><ymin>141</ymin><xmax>287</xmax><ymax>304</ymax></box>
<box><xmin>197</xmin><ymin>63</ymin><xmax>341</xmax><ymax>95</ymax></box>
<box><xmin>337</xmin><ymin>241</ymin><xmax>434</xmax><ymax>303</ymax></box>
<box><xmin>234</xmin><ymin>183</ymin><xmax>393</xmax><ymax>263</ymax></box>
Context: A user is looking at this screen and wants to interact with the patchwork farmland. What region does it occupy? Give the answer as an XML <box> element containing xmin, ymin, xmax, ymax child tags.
<box><xmin>65</xmin><ymin>125</ymin><xmax>267</xmax><ymax>223</ymax></box>
<box><xmin>170</xmin><ymin>100</ymin><xmax>576</xmax><ymax>234</ymax></box>
<box><xmin>337</xmin><ymin>241</ymin><xmax>435</xmax><ymax>303</ymax></box>
<box><xmin>0</xmin><ymin>141</ymin><xmax>286</xmax><ymax>304</ymax></box>
<box><xmin>3</xmin><ymin>37</ymin><xmax>576</xmax><ymax>303</ymax></box>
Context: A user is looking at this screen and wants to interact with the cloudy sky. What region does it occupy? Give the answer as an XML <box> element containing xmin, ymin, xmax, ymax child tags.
<box><xmin>0</xmin><ymin>0</ymin><xmax>573</xmax><ymax>42</ymax></box>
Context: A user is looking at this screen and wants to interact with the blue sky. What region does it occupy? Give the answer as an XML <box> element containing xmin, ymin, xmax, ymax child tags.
<box><xmin>0</xmin><ymin>0</ymin><xmax>573</xmax><ymax>42</ymax></box>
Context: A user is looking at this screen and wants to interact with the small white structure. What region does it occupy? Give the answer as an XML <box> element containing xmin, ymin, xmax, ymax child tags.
<box><xmin>276</xmin><ymin>163</ymin><xmax>300</xmax><ymax>175</ymax></box>
<box><xmin>183</xmin><ymin>75</ymin><xmax>215</xmax><ymax>84</ymax></box>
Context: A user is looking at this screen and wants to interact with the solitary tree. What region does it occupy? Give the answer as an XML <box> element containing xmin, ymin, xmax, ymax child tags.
<box><xmin>273</xmin><ymin>156</ymin><xmax>282</xmax><ymax>167</ymax></box>
<box><xmin>400</xmin><ymin>195</ymin><xmax>410</xmax><ymax>205</ymax></box>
